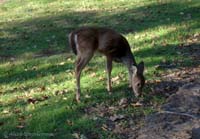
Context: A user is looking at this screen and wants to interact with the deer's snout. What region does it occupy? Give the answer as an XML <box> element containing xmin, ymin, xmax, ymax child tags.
<box><xmin>131</xmin><ymin>75</ymin><xmax>145</xmax><ymax>97</ymax></box>
<box><xmin>132</xmin><ymin>86</ymin><xmax>142</xmax><ymax>97</ymax></box>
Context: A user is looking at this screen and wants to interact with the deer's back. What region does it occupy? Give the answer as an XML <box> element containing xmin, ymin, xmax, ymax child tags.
<box><xmin>72</xmin><ymin>27</ymin><xmax>131</xmax><ymax>58</ymax></box>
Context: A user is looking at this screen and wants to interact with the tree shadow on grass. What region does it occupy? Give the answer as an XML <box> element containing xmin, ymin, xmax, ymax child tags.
<box><xmin>0</xmin><ymin>55</ymin><xmax>74</xmax><ymax>85</ymax></box>
<box><xmin>0</xmin><ymin>1</ymin><xmax>199</xmax><ymax>59</ymax></box>
<box><xmin>0</xmin><ymin>83</ymin><xmax>133</xmax><ymax>139</ymax></box>
<box><xmin>1</xmin><ymin>0</ymin><xmax>199</xmax><ymax>85</ymax></box>
<box><xmin>0</xmin><ymin>1</ymin><xmax>200</xmax><ymax>137</ymax></box>
<box><xmin>1</xmin><ymin>63</ymin><xmax>199</xmax><ymax>138</ymax></box>
<box><xmin>1</xmin><ymin>76</ymin><xmax>192</xmax><ymax>139</ymax></box>
<box><xmin>1</xmin><ymin>42</ymin><xmax>199</xmax><ymax>85</ymax></box>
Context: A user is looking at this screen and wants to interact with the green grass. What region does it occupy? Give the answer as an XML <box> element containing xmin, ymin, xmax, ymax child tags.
<box><xmin>0</xmin><ymin>0</ymin><xmax>200</xmax><ymax>138</ymax></box>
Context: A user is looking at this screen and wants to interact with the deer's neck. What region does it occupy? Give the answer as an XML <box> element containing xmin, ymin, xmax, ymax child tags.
<box><xmin>127</xmin><ymin>48</ymin><xmax>137</xmax><ymax>66</ymax></box>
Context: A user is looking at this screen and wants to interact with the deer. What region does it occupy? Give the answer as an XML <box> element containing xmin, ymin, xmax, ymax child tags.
<box><xmin>68</xmin><ymin>27</ymin><xmax>145</xmax><ymax>102</ymax></box>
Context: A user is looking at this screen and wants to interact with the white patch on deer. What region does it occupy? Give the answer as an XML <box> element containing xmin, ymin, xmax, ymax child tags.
<box><xmin>74</xmin><ymin>34</ymin><xmax>79</xmax><ymax>53</ymax></box>
<box><xmin>68</xmin><ymin>33</ymin><xmax>72</xmax><ymax>50</ymax></box>
<box><xmin>68</xmin><ymin>32</ymin><xmax>72</xmax><ymax>39</ymax></box>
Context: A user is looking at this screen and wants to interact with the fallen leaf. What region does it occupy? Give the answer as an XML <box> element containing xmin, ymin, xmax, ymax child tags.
<box><xmin>110</xmin><ymin>114</ymin><xmax>125</xmax><ymax>122</ymax></box>
<box><xmin>72</xmin><ymin>133</ymin><xmax>80</xmax><ymax>139</ymax></box>
<box><xmin>101</xmin><ymin>124</ymin><xmax>108</xmax><ymax>131</ymax></box>
<box><xmin>41</xmin><ymin>95</ymin><xmax>48</xmax><ymax>101</ymax></box>
<box><xmin>194</xmin><ymin>33</ymin><xmax>199</xmax><ymax>37</ymax></box>
<box><xmin>113</xmin><ymin>124</ymin><xmax>124</xmax><ymax>134</ymax></box>
<box><xmin>63</xmin><ymin>97</ymin><xmax>67</xmax><ymax>100</ymax></box>
<box><xmin>98</xmin><ymin>76</ymin><xmax>105</xmax><ymax>81</ymax></box>
<box><xmin>91</xmin><ymin>116</ymin><xmax>98</xmax><ymax>121</ymax></box>
<box><xmin>112</xmin><ymin>76</ymin><xmax>120</xmax><ymax>84</ymax></box>
<box><xmin>40</xmin><ymin>86</ymin><xmax>46</xmax><ymax>92</ymax></box>
<box><xmin>18</xmin><ymin>116</ymin><xmax>25</xmax><ymax>122</ymax></box>
<box><xmin>66</xmin><ymin>120</ymin><xmax>73</xmax><ymax>126</ymax></box>
<box><xmin>16</xmin><ymin>125</ymin><xmax>25</xmax><ymax>129</ymax></box>
<box><xmin>2</xmin><ymin>110</ymin><xmax>9</xmax><ymax>114</ymax></box>
<box><xmin>32</xmin><ymin>66</ymin><xmax>37</xmax><ymax>71</ymax></box>
<box><xmin>108</xmin><ymin>106</ymin><xmax>115</xmax><ymax>111</ymax></box>
<box><xmin>118</xmin><ymin>98</ymin><xmax>128</xmax><ymax>106</ymax></box>
<box><xmin>80</xmin><ymin>134</ymin><xmax>88</xmax><ymax>139</ymax></box>
<box><xmin>112</xmin><ymin>76</ymin><xmax>120</xmax><ymax>82</ymax></box>
<box><xmin>89</xmin><ymin>72</ymin><xmax>96</xmax><ymax>77</ymax></box>
<box><xmin>30</xmin><ymin>89</ymin><xmax>35</xmax><ymax>94</ymax></box>
<box><xmin>85</xmin><ymin>94</ymin><xmax>91</xmax><ymax>98</ymax></box>
<box><xmin>155</xmin><ymin>79</ymin><xmax>161</xmax><ymax>83</ymax></box>
<box><xmin>55</xmin><ymin>90</ymin><xmax>68</xmax><ymax>95</ymax></box>
<box><xmin>59</xmin><ymin>62</ymin><xmax>65</xmax><ymax>65</ymax></box>
<box><xmin>131</xmin><ymin>102</ymin><xmax>143</xmax><ymax>107</ymax></box>
<box><xmin>13</xmin><ymin>108</ymin><xmax>21</xmax><ymax>114</ymax></box>
<box><xmin>67</xmin><ymin>58</ymin><xmax>72</xmax><ymax>62</ymax></box>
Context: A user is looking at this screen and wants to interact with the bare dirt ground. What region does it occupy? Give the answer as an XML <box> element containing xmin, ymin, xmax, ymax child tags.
<box><xmin>83</xmin><ymin>34</ymin><xmax>200</xmax><ymax>138</ymax></box>
<box><xmin>136</xmin><ymin>80</ymin><xmax>200</xmax><ymax>139</ymax></box>
<box><xmin>134</xmin><ymin>35</ymin><xmax>200</xmax><ymax>139</ymax></box>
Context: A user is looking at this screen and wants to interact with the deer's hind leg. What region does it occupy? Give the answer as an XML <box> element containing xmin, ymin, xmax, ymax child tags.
<box><xmin>75</xmin><ymin>52</ymin><xmax>93</xmax><ymax>102</ymax></box>
<box><xmin>106</xmin><ymin>56</ymin><xmax>113</xmax><ymax>94</ymax></box>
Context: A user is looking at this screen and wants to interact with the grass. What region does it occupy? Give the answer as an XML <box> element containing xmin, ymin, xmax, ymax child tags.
<box><xmin>0</xmin><ymin>0</ymin><xmax>200</xmax><ymax>138</ymax></box>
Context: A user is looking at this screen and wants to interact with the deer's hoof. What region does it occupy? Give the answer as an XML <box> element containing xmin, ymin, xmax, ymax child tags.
<box><xmin>107</xmin><ymin>86</ymin><xmax>112</xmax><ymax>92</ymax></box>
<box><xmin>76</xmin><ymin>96</ymin><xmax>80</xmax><ymax>103</ymax></box>
<box><xmin>108</xmin><ymin>91</ymin><xmax>112</xmax><ymax>95</ymax></box>
<box><xmin>76</xmin><ymin>93</ymin><xmax>80</xmax><ymax>103</ymax></box>
<box><xmin>76</xmin><ymin>98</ymin><xmax>80</xmax><ymax>103</ymax></box>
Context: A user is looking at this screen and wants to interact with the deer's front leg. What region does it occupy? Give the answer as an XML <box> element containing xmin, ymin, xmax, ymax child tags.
<box><xmin>106</xmin><ymin>57</ymin><xmax>112</xmax><ymax>94</ymax></box>
<box><xmin>128</xmin><ymin>69</ymin><xmax>133</xmax><ymax>88</ymax></box>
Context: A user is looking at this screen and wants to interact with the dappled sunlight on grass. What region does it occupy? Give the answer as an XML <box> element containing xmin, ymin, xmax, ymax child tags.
<box><xmin>0</xmin><ymin>0</ymin><xmax>199</xmax><ymax>138</ymax></box>
<box><xmin>1</xmin><ymin>0</ymin><xmax>199</xmax><ymax>59</ymax></box>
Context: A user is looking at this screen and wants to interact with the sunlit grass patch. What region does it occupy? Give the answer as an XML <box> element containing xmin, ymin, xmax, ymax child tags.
<box><xmin>0</xmin><ymin>0</ymin><xmax>199</xmax><ymax>138</ymax></box>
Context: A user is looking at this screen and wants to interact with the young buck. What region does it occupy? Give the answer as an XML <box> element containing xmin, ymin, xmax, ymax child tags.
<box><xmin>68</xmin><ymin>27</ymin><xmax>145</xmax><ymax>102</ymax></box>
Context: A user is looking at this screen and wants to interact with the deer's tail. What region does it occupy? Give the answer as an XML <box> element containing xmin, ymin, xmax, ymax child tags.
<box><xmin>68</xmin><ymin>32</ymin><xmax>77</xmax><ymax>55</ymax></box>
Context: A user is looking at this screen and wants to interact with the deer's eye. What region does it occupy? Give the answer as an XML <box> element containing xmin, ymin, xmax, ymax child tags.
<box><xmin>136</xmin><ymin>83</ymin><xmax>141</xmax><ymax>87</ymax></box>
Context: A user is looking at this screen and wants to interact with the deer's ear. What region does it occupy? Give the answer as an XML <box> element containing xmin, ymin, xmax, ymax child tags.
<box><xmin>137</xmin><ymin>61</ymin><xmax>144</xmax><ymax>74</ymax></box>
<box><xmin>131</xmin><ymin>65</ymin><xmax>137</xmax><ymax>75</ymax></box>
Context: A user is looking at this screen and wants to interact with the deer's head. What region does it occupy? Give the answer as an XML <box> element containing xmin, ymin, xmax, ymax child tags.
<box><xmin>131</xmin><ymin>61</ymin><xmax>145</xmax><ymax>97</ymax></box>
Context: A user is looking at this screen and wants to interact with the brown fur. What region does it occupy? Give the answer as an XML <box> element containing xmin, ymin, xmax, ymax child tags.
<box><xmin>68</xmin><ymin>27</ymin><xmax>145</xmax><ymax>102</ymax></box>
